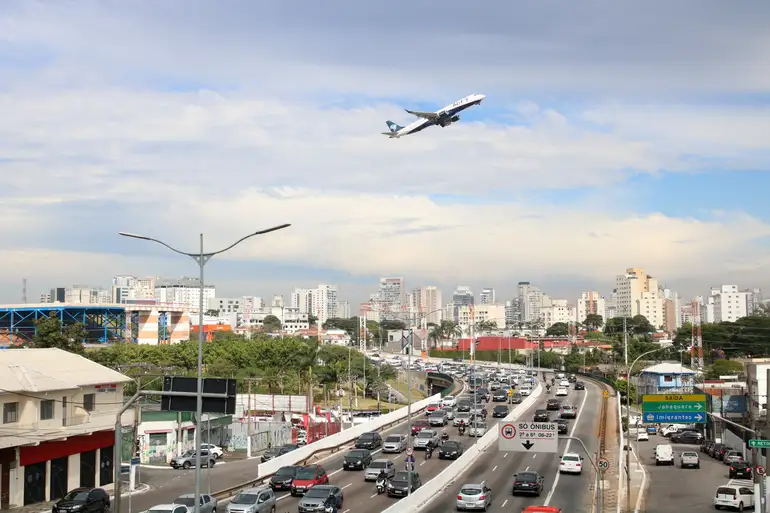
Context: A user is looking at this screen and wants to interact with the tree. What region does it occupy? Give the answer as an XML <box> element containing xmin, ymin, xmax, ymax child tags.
<box><xmin>706</xmin><ymin>359</ymin><xmax>744</xmax><ymax>379</ymax></box>
<box><xmin>583</xmin><ymin>313</ymin><xmax>603</xmax><ymax>331</ymax></box>
<box><xmin>262</xmin><ymin>315</ymin><xmax>282</xmax><ymax>332</ymax></box>
<box><xmin>546</xmin><ymin>322</ymin><xmax>569</xmax><ymax>337</ymax></box>
<box><xmin>28</xmin><ymin>316</ymin><xmax>87</xmax><ymax>355</ymax></box>
<box><xmin>308</xmin><ymin>314</ymin><xmax>318</xmax><ymax>325</ymax></box>
<box><xmin>379</xmin><ymin>320</ymin><xmax>406</xmax><ymax>331</ymax></box>
<box><xmin>476</xmin><ymin>320</ymin><xmax>498</xmax><ymax>333</ymax></box>
<box><xmin>614</xmin><ymin>378</ymin><xmax>637</xmax><ymax>404</ymax></box>
<box><xmin>630</xmin><ymin>315</ymin><xmax>654</xmax><ymax>335</ymax></box>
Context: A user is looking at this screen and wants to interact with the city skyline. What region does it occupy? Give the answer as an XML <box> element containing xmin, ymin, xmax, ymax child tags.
<box><xmin>1</xmin><ymin>2</ymin><xmax>769</xmax><ymax>308</ymax></box>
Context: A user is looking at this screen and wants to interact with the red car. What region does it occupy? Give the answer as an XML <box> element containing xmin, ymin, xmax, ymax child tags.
<box><xmin>426</xmin><ymin>402</ymin><xmax>441</xmax><ymax>413</ymax></box>
<box><xmin>411</xmin><ymin>420</ymin><xmax>430</xmax><ymax>435</ymax></box>
<box><xmin>290</xmin><ymin>464</ymin><xmax>329</xmax><ymax>496</ymax></box>
<box><xmin>523</xmin><ymin>507</ymin><xmax>562</xmax><ymax>513</ymax></box>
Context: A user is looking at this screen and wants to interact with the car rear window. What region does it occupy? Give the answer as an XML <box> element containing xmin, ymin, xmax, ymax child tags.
<box><xmin>717</xmin><ymin>487</ymin><xmax>736</xmax><ymax>498</ymax></box>
<box><xmin>369</xmin><ymin>461</ymin><xmax>387</xmax><ymax>469</ymax></box>
<box><xmin>562</xmin><ymin>455</ymin><xmax>580</xmax><ymax>462</ymax></box>
<box><xmin>385</xmin><ymin>436</ymin><xmax>401</xmax><ymax>442</ymax></box>
<box><xmin>460</xmin><ymin>487</ymin><xmax>482</xmax><ymax>495</ymax></box>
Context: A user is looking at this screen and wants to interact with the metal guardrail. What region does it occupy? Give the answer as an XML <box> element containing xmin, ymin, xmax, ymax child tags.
<box><xmin>209</xmin><ymin>378</ymin><xmax>464</xmax><ymax>501</ymax></box>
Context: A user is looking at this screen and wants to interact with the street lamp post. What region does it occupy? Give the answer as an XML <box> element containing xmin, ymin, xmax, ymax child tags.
<box><xmin>118</xmin><ymin>224</ymin><xmax>290</xmax><ymax>513</ymax></box>
<box><xmin>625</xmin><ymin>346</ymin><xmax>664</xmax><ymax>513</ymax></box>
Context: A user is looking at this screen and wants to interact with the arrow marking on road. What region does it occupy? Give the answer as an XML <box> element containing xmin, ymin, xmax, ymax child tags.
<box><xmin>522</xmin><ymin>441</ymin><xmax>535</xmax><ymax>451</ymax></box>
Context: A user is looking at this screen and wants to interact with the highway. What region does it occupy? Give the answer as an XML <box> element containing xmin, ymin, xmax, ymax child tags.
<box><xmin>127</xmin><ymin>389</ymin><xmax>480</xmax><ymax>513</ymax></box>
<box><xmin>422</xmin><ymin>378</ymin><xmax>603</xmax><ymax>513</ymax></box>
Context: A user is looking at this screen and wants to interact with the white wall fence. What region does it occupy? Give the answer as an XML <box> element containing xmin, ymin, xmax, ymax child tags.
<box><xmin>230</xmin><ymin>420</ymin><xmax>293</xmax><ymax>453</ymax></box>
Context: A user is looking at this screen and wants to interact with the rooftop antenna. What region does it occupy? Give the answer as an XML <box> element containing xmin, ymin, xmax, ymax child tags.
<box><xmin>22</xmin><ymin>278</ymin><xmax>27</xmax><ymax>303</ymax></box>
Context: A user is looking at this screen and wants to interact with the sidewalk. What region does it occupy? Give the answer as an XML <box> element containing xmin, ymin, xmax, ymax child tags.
<box><xmin>10</xmin><ymin>483</ymin><xmax>150</xmax><ymax>513</ymax></box>
<box><xmin>599</xmin><ymin>392</ymin><xmax>620</xmax><ymax>513</ymax></box>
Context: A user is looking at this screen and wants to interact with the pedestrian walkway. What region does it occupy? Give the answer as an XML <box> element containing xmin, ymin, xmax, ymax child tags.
<box><xmin>600</xmin><ymin>393</ymin><xmax>620</xmax><ymax>513</ymax></box>
<box><xmin>8</xmin><ymin>483</ymin><xmax>150</xmax><ymax>513</ymax></box>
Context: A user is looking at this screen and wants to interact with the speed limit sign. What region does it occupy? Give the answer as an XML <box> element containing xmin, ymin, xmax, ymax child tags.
<box><xmin>598</xmin><ymin>457</ymin><xmax>610</xmax><ymax>472</ymax></box>
<box><xmin>757</xmin><ymin>465</ymin><xmax>766</xmax><ymax>475</ymax></box>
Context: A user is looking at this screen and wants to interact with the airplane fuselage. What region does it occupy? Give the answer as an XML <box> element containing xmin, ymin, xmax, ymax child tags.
<box><xmin>387</xmin><ymin>93</ymin><xmax>486</xmax><ymax>138</ymax></box>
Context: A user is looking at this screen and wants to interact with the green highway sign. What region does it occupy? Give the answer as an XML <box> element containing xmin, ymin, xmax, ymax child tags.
<box><xmin>641</xmin><ymin>393</ymin><xmax>708</xmax><ymax>424</ymax></box>
<box><xmin>749</xmin><ymin>440</ymin><xmax>770</xmax><ymax>448</ymax></box>
<box><xmin>643</xmin><ymin>401</ymin><xmax>705</xmax><ymax>413</ymax></box>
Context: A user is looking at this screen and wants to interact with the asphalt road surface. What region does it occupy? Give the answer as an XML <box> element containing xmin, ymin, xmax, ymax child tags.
<box><xmin>637</xmin><ymin>437</ymin><xmax>738</xmax><ymax>513</ymax></box>
<box><xmin>127</xmin><ymin>391</ymin><xmax>471</xmax><ymax>512</ymax></box>
<box><xmin>423</xmin><ymin>378</ymin><xmax>603</xmax><ymax>513</ymax></box>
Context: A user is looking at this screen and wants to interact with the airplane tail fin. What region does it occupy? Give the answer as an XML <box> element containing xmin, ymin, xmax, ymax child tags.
<box><xmin>385</xmin><ymin>120</ymin><xmax>404</xmax><ymax>133</ymax></box>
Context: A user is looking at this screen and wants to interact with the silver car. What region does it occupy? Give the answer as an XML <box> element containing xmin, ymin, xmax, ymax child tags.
<box><xmin>443</xmin><ymin>406</ymin><xmax>456</xmax><ymax>420</ymax></box>
<box><xmin>456</xmin><ymin>481</ymin><xmax>492</xmax><ymax>510</ymax></box>
<box><xmin>226</xmin><ymin>487</ymin><xmax>276</xmax><ymax>513</ymax></box>
<box><xmin>382</xmin><ymin>434</ymin><xmax>407</xmax><ymax>453</ymax></box>
<box><xmin>297</xmin><ymin>485</ymin><xmax>343</xmax><ymax>513</ymax></box>
<box><xmin>454</xmin><ymin>412</ymin><xmax>471</xmax><ymax>427</ymax></box>
<box><xmin>724</xmin><ymin>451</ymin><xmax>744</xmax><ymax>466</ymax></box>
<box><xmin>173</xmin><ymin>494</ymin><xmax>217</xmax><ymax>513</ymax></box>
<box><xmin>469</xmin><ymin>421</ymin><xmax>487</xmax><ymax>437</ymax></box>
<box><xmin>429</xmin><ymin>410</ymin><xmax>448</xmax><ymax>427</ymax></box>
<box><xmin>413</xmin><ymin>430</ymin><xmax>439</xmax><ymax>449</ymax></box>
<box><xmin>364</xmin><ymin>459</ymin><xmax>395</xmax><ymax>481</ymax></box>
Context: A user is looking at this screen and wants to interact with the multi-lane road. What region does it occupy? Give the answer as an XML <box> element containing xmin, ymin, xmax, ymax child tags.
<box><xmin>423</xmin><ymin>379</ymin><xmax>603</xmax><ymax>513</ymax></box>
<box><xmin>129</xmin><ymin>387</ymin><xmax>487</xmax><ymax>513</ymax></box>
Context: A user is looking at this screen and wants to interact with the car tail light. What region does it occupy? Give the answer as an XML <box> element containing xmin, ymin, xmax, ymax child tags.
<box><xmin>560</xmin><ymin>461</ymin><xmax>565</xmax><ymax>465</ymax></box>
<box><xmin>457</xmin><ymin>495</ymin><xmax>462</xmax><ymax>500</ymax></box>
<box><xmin>730</xmin><ymin>467</ymin><xmax>735</xmax><ymax>471</ymax></box>
<box><xmin>479</xmin><ymin>495</ymin><xmax>486</xmax><ymax>500</ymax></box>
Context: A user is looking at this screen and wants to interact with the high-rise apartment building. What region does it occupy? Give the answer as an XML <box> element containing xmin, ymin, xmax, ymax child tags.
<box><xmin>451</xmin><ymin>286</ymin><xmax>474</xmax><ymax>322</ymax></box>
<box><xmin>615</xmin><ymin>268</ymin><xmax>660</xmax><ymax>317</ymax></box>
<box><xmin>111</xmin><ymin>275</ymin><xmax>156</xmax><ymax>303</ymax></box>
<box><xmin>155</xmin><ymin>277</ymin><xmax>216</xmax><ymax>311</ymax></box>
<box><xmin>480</xmin><ymin>288</ymin><xmax>495</xmax><ymax>304</ymax></box>
<box><xmin>744</xmin><ymin>288</ymin><xmax>764</xmax><ymax>316</ymax></box>
<box><xmin>518</xmin><ymin>282</ymin><xmax>543</xmax><ymax>323</ymax></box>
<box><xmin>291</xmin><ymin>284</ymin><xmax>339</xmax><ymax>324</ymax></box>
<box><xmin>64</xmin><ymin>286</ymin><xmax>111</xmax><ymax>305</ymax></box>
<box><xmin>539</xmin><ymin>299</ymin><xmax>576</xmax><ymax>329</ymax></box>
<box><xmin>337</xmin><ymin>300</ymin><xmax>351</xmax><ymax>319</ymax></box>
<box><xmin>418</xmin><ymin>286</ymin><xmax>443</xmax><ymax>324</ymax></box>
<box><xmin>576</xmin><ymin>291</ymin><xmax>606</xmax><ymax>325</ymax></box>
<box><xmin>711</xmin><ymin>285</ymin><xmax>748</xmax><ymax>323</ymax></box>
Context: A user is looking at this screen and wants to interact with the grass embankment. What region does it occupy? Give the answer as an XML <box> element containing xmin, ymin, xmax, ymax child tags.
<box><xmin>318</xmin><ymin>378</ymin><xmax>427</xmax><ymax>411</ymax></box>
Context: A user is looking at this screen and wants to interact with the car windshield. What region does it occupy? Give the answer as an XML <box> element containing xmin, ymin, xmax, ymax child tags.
<box><xmin>392</xmin><ymin>472</ymin><xmax>410</xmax><ymax>482</ymax></box>
<box><xmin>181</xmin><ymin>451</ymin><xmax>195</xmax><ymax>457</ymax></box>
<box><xmin>518</xmin><ymin>473</ymin><xmax>538</xmax><ymax>482</ymax></box>
<box><xmin>295</xmin><ymin>468</ymin><xmax>318</xmax><ymax>479</ymax></box>
<box><xmin>359</xmin><ymin>433</ymin><xmax>375</xmax><ymax>440</ymax></box>
<box><xmin>304</xmin><ymin>488</ymin><xmax>330</xmax><ymax>499</ymax></box>
<box><xmin>275</xmin><ymin>466</ymin><xmax>297</xmax><ymax>476</ymax></box>
<box><xmin>348</xmin><ymin>450</ymin><xmax>367</xmax><ymax>458</ymax></box>
<box><xmin>460</xmin><ymin>486</ymin><xmax>482</xmax><ymax>495</ymax></box>
<box><xmin>443</xmin><ymin>442</ymin><xmax>460</xmax><ymax>449</ymax></box>
<box><xmin>368</xmin><ymin>461</ymin><xmax>388</xmax><ymax>469</ymax></box>
<box><xmin>231</xmin><ymin>494</ymin><xmax>258</xmax><ymax>505</ymax></box>
<box><xmin>385</xmin><ymin>436</ymin><xmax>401</xmax><ymax>442</ymax></box>
<box><xmin>562</xmin><ymin>455</ymin><xmax>580</xmax><ymax>462</ymax></box>
<box><xmin>63</xmin><ymin>491</ymin><xmax>90</xmax><ymax>501</ymax></box>
<box><xmin>148</xmin><ymin>510</ymin><xmax>173</xmax><ymax>513</ymax></box>
<box><xmin>266</xmin><ymin>448</ymin><xmax>280</xmax><ymax>455</ymax></box>
<box><xmin>682</xmin><ymin>452</ymin><xmax>698</xmax><ymax>457</ymax></box>
<box><xmin>474</xmin><ymin>422</ymin><xmax>486</xmax><ymax>428</ymax></box>
<box><xmin>417</xmin><ymin>431</ymin><xmax>434</xmax><ymax>438</ymax></box>
<box><xmin>430</xmin><ymin>411</ymin><xmax>444</xmax><ymax>416</ymax></box>
<box><xmin>174</xmin><ymin>498</ymin><xmax>196</xmax><ymax>507</ymax></box>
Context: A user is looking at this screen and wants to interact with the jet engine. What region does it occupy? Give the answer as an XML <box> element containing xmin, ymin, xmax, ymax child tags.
<box><xmin>439</xmin><ymin>115</ymin><xmax>460</xmax><ymax>127</ymax></box>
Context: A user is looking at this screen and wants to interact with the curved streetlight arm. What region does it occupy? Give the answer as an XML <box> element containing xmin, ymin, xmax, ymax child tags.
<box><xmin>207</xmin><ymin>224</ymin><xmax>291</xmax><ymax>257</ymax></box>
<box><xmin>118</xmin><ymin>232</ymin><xmax>192</xmax><ymax>258</ymax></box>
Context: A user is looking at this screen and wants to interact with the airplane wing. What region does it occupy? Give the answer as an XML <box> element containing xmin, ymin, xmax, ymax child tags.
<box><xmin>405</xmin><ymin>109</ymin><xmax>439</xmax><ymax>120</ymax></box>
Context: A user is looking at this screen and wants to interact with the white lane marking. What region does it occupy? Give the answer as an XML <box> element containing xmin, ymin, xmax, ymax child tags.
<box><xmin>492</xmin><ymin>465</ymin><xmax>498</xmax><ymax>472</ymax></box>
<box><xmin>503</xmin><ymin>452</ymin><xmax>508</xmax><ymax>458</ymax></box>
<box><xmin>525</xmin><ymin>466</ymin><xmax>530</xmax><ymax>471</ymax></box>
<box><xmin>420</xmin><ymin>461</ymin><xmax>426</xmax><ymax>466</ymax></box>
<box><xmin>543</xmin><ymin>384</ymin><xmax>591</xmax><ymax>506</ymax></box>
<box><xmin>276</xmin><ymin>494</ymin><xmax>289</xmax><ymax>501</ymax></box>
<box><xmin>532</xmin><ymin>454</ymin><xmax>537</xmax><ymax>459</ymax></box>
<box><xmin>343</xmin><ymin>509</ymin><xmax>350</xmax><ymax>513</ymax></box>
<box><xmin>330</xmin><ymin>468</ymin><xmax>343</xmax><ymax>476</ymax></box>
<box><xmin>341</xmin><ymin>483</ymin><xmax>352</xmax><ymax>490</ymax></box>
<box><xmin>502</xmin><ymin>499</ymin><xmax>508</xmax><ymax>508</ymax></box>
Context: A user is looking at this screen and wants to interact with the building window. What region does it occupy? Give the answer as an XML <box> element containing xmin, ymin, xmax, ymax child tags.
<box><xmin>3</xmin><ymin>402</ymin><xmax>19</xmax><ymax>423</ymax></box>
<box><xmin>40</xmin><ymin>399</ymin><xmax>55</xmax><ymax>420</ymax></box>
<box><xmin>83</xmin><ymin>393</ymin><xmax>96</xmax><ymax>412</ymax></box>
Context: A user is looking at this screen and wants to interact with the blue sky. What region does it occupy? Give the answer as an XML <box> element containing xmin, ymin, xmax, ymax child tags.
<box><xmin>0</xmin><ymin>0</ymin><xmax>769</xmax><ymax>305</ymax></box>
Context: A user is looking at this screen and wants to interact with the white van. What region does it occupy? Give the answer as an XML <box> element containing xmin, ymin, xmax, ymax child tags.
<box><xmin>655</xmin><ymin>444</ymin><xmax>675</xmax><ymax>466</ymax></box>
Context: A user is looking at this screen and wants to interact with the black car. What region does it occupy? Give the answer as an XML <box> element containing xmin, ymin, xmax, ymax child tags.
<box><xmin>355</xmin><ymin>432</ymin><xmax>382</xmax><ymax>450</ymax></box>
<box><xmin>438</xmin><ymin>440</ymin><xmax>464</xmax><ymax>459</ymax></box>
<box><xmin>457</xmin><ymin>401</ymin><xmax>472</xmax><ymax>412</ymax></box>
<box><xmin>568</xmin><ymin>375</ymin><xmax>577</xmax><ymax>383</ymax></box>
<box><xmin>574</xmin><ymin>381</ymin><xmax>585</xmax><ymax>390</ymax></box>
<box><xmin>261</xmin><ymin>445</ymin><xmax>294</xmax><ymax>463</ymax></box>
<box><xmin>534</xmin><ymin>409</ymin><xmax>549</xmax><ymax>422</ymax></box>
<box><xmin>387</xmin><ymin>471</ymin><xmax>421</xmax><ymax>497</ymax></box>
<box><xmin>510</xmin><ymin>393</ymin><xmax>522</xmax><ymax>404</ymax></box>
<box><xmin>546</xmin><ymin>399</ymin><xmax>561</xmax><ymax>411</ymax></box>
<box><xmin>477</xmin><ymin>388</ymin><xmax>491</xmax><ymax>402</ymax></box>
<box><xmin>556</xmin><ymin>419</ymin><xmax>569</xmax><ymax>434</ymax></box>
<box><xmin>53</xmin><ymin>488</ymin><xmax>110</xmax><ymax>513</ymax></box>
<box><xmin>270</xmin><ymin>465</ymin><xmax>301</xmax><ymax>490</ymax></box>
<box><xmin>492</xmin><ymin>390</ymin><xmax>508</xmax><ymax>402</ymax></box>
<box><xmin>671</xmin><ymin>431</ymin><xmax>703</xmax><ymax>444</ymax></box>
<box><xmin>512</xmin><ymin>471</ymin><xmax>544</xmax><ymax>496</ymax></box>
<box><xmin>343</xmin><ymin>449</ymin><xmax>372</xmax><ymax>470</ymax></box>
<box><xmin>701</xmin><ymin>440</ymin><xmax>714</xmax><ymax>453</ymax></box>
<box><xmin>492</xmin><ymin>405</ymin><xmax>509</xmax><ymax>418</ymax></box>
<box><xmin>730</xmin><ymin>461</ymin><xmax>753</xmax><ymax>479</ymax></box>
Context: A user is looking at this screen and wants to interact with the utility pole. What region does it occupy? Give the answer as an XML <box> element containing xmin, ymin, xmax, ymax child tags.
<box><xmin>406</xmin><ymin>329</ymin><xmax>414</xmax><ymax>496</ymax></box>
<box><xmin>623</xmin><ymin>316</ymin><xmax>630</xmax><ymax>513</ymax></box>
<box><xmin>246</xmin><ymin>381</ymin><xmax>253</xmax><ymax>458</ymax></box>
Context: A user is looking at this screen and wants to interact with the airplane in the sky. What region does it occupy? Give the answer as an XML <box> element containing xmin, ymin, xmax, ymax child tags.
<box><xmin>381</xmin><ymin>93</ymin><xmax>486</xmax><ymax>138</ymax></box>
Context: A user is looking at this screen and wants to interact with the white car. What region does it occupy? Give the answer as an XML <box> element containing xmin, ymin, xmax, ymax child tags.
<box><xmin>200</xmin><ymin>444</ymin><xmax>224</xmax><ymax>459</ymax></box>
<box><xmin>469</xmin><ymin>421</ymin><xmax>488</xmax><ymax>437</ymax></box>
<box><xmin>559</xmin><ymin>453</ymin><xmax>583</xmax><ymax>474</ymax></box>
<box><xmin>555</xmin><ymin>387</ymin><xmax>568</xmax><ymax>396</ymax></box>
<box><xmin>636</xmin><ymin>431</ymin><xmax>649</xmax><ymax>441</ymax></box>
<box><xmin>559</xmin><ymin>380</ymin><xmax>569</xmax><ymax>387</ymax></box>
<box><xmin>519</xmin><ymin>387</ymin><xmax>531</xmax><ymax>396</ymax></box>
<box><xmin>714</xmin><ymin>484</ymin><xmax>755</xmax><ymax>511</ymax></box>
<box><xmin>442</xmin><ymin>395</ymin><xmax>457</xmax><ymax>408</ymax></box>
